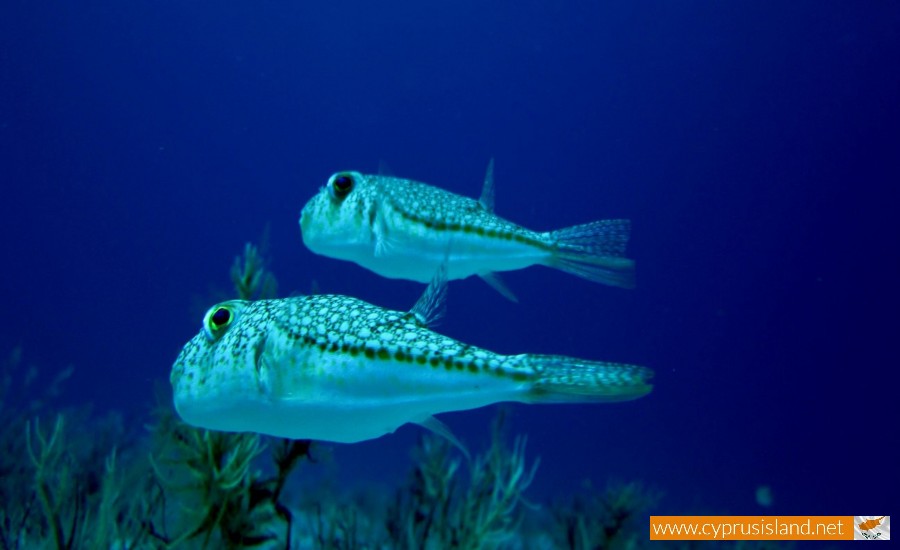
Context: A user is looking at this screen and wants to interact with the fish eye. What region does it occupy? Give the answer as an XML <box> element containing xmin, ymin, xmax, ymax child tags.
<box><xmin>203</xmin><ymin>304</ymin><xmax>235</xmax><ymax>341</ymax></box>
<box><xmin>211</xmin><ymin>307</ymin><xmax>232</xmax><ymax>327</ymax></box>
<box><xmin>330</xmin><ymin>173</ymin><xmax>355</xmax><ymax>200</ymax></box>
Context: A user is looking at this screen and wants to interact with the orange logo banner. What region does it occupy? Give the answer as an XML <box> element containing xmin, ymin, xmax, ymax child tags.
<box><xmin>650</xmin><ymin>516</ymin><xmax>855</xmax><ymax>541</ymax></box>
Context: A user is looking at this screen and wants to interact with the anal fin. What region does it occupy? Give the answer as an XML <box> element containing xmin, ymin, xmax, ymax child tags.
<box><xmin>479</xmin><ymin>271</ymin><xmax>518</xmax><ymax>302</ymax></box>
<box><xmin>415</xmin><ymin>415</ymin><xmax>471</xmax><ymax>461</ymax></box>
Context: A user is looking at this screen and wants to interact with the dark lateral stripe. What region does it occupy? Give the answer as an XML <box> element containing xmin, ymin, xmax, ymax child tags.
<box><xmin>289</xmin><ymin>332</ymin><xmax>534</xmax><ymax>381</ymax></box>
<box><xmin>394</xmin><ymin>209</ymin><xmax>549</xmax><ymax>250</ymax></box>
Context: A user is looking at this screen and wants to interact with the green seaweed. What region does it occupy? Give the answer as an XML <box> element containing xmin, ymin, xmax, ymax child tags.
<box><xmin>552</xmin><ymin>480</ymin><xmax>661</xmax><ymax>549</ymax></box>
<box><xmin>381</xmin><ymin>413</ymin><xmax>538</xmax><ymax>549</ymax></box>
<box><xmin>15</xmin><ymin>407</ymin><xmax>159</xmax><ymax>550</ymax></box>
<box><xmin>2</xmin><ymin>348</ymin><xmax>155</xmax><ymax>550</ymax></box>
<box><xmin>146</xmin><ymin>406</ymin><xmax>310</xmax><ymax>549</ymax></box>
<box><xmin>231</xmin><ymin>232</ymin><xmax>278</xmax><ymax>301</ymax></box>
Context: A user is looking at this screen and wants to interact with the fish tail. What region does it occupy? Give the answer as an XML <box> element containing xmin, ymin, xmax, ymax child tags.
<box><xmin>521</xmin><ymin>354</ymin><xmax>653</xmax><ymax>404</ymax></box>
<box><xmin>545</xmin><ymin>219</ymin><xmax>636</xmax><ymax>288</ymax></box>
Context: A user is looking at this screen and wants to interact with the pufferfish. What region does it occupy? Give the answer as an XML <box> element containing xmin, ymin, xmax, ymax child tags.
<box><xmin>299</xmin><ymin>161</ymin><xmax>635</xmax><ymax>300</ymax></box>
<box><xmin>171</xmin><ymin>268</ymin><xmax>652</xmax><ymax>444</ymax></box>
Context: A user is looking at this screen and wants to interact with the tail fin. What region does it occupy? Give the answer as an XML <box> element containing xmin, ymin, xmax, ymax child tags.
<box><xmin>545</xmin><ymin>219</ymin><xmax>636</xmax><ymax>288</ymax></box>
<box><xmin>522</xmin><ymin>354</ymin><xmax>652</xmax><ymax>404</ymax></box>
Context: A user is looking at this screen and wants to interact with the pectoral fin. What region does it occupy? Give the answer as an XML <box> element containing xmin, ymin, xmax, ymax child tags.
<box><xmin>373</xmin><ymin>212</ymin><xmax>398</xmax><ymax>258</ymax></box>
<box><xmin>478</xmin><ymin>271</ymin><xmax>518</xmax><ymax>302</ymax></box>
<box><xmin>409</xmin><ymin>261</ymin><xmax>448</xmax><ymax>326</ymax></box>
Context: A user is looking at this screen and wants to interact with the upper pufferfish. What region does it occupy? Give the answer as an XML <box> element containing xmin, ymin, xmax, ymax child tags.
<box><xmin>299</xmin><ymin>160</ymin><xmax>635</xmax><ymax>300</ymax></box>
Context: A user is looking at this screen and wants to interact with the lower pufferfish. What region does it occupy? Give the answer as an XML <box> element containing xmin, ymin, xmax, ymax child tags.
<box><xmin>171</xmin><ymin>268</ymin><xmax>652</xmax><ymax>444</ymax></box>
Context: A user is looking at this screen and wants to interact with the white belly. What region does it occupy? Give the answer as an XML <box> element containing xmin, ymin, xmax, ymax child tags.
<box><xmin>362</xmin><ymin>228</ymin><xmax>549</xmax><ymax>283</ymax></box>
<box><xmin>250</xmin><ymin>351</ymin><xmax>528</xmax><ymax>442</ymax></box>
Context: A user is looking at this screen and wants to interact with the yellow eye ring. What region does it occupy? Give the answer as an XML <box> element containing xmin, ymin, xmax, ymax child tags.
<box><xmin>203</xmin><ymin>304</ymin><xmax>234</xmax><ymax>341</ymax></box>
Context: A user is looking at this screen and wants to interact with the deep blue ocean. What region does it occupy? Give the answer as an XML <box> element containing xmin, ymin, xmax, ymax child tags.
<box><xmin>2</xmin><ymin>0</ymin><xmax>897</xmax><ymax>536</ymax></box>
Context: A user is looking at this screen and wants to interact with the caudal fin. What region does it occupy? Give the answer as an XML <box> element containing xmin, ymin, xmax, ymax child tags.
<box><xmin>522</xmin><ymin>354</ymin><xmax>652</xmax><ymax>404</ymax></box>
<box><xmin>545</xmin><ymin>219</ymin><xmax>636</xmax><ymax>288</ymax></box>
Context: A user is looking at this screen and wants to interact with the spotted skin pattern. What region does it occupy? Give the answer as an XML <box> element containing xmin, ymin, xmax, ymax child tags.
<box><xmin>172</xmin><ymin>294</ymin><xmax>652</xmax><ymax>443</ymax></box>
<box><xmin>379</xmin><ymin>177</ymin><xmax>543</xmax><ymax>245</ymax></box>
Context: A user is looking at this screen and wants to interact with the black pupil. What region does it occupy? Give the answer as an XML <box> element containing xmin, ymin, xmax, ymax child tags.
<box><xmin>211</xmin><ymin>308</ymin><xmax>231</xmax><ymax>327</ymax></box>
<box><xmin>334</xmin><ymin>175</ymin><xmax>353</xmax><ymax>192</ymax></box>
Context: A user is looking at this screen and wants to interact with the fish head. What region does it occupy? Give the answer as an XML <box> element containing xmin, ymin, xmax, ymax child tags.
<box><xmin>171</xmin><ymin>300</ymin><xmax>274</xmax><ymax>433</ymax></box>
<box><xmin>300</xmin><ymin>171</ymin><xmax>379</xmax><ymax>260</ymax></box>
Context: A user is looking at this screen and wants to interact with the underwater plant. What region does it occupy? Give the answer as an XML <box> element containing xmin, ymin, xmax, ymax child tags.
<box><xmin>230</xmin><ymin>233</ymin><xmax>278</xmax><ymax>302</ymax></box>
<box><xmin>383</xmin><ymin>414</ymin><xmax>539</xmax><ymax>550</ymax></box>
<box><xmin>147</xmin><ymin>405</ymin><xmax>312</xmax><ymax>549</ymax></box>
<box><xmin>551</xmin><ymin>480</ymin><xmax>661</xmax><ymax>550</ymax></box>
<box><xmin>2</xmin><ymin>347</ymin><xmax>157</xmax><ymax>550</ymax></box>
<box><xmin>23</xmin><ymin>414</ymin><xmax>160</xmax><ymax>550</ymax></box>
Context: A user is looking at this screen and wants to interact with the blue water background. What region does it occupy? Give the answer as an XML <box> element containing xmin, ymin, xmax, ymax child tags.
<box><xmin>2</xmin><ymin>1</ymin><xmax>897</xmax><ymax>515</ymax></box>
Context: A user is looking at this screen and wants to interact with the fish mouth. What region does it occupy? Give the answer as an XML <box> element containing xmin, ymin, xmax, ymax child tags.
<box><xmin>298</xmin><ymin>204</ymin><xmax>311</xmax><ymax>232</ymax></box>
<box><xmin>299</xmin><ymin>197</ymin><xmax>325</xmax><ymax>241</ymax></box>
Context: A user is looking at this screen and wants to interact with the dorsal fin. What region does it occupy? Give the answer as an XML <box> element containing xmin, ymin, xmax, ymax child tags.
<box><xmin>409</xmin><ymin>262</ymin><xmax>448</xmax><ymax>327</ymax></box>
<box><xmin>478</xmin><ymin>158</ymin><xmax>495</xmax><ymax>212</ymax></box>
<box><xmin>377</xmin><ymin>159</ymin><xmax>395</xmax><ymax>176</ymax></box>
